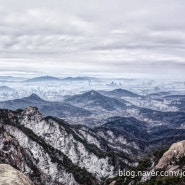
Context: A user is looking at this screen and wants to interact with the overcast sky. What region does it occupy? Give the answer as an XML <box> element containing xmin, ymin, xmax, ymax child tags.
<box><xmin>0</xmin><ymin>0</ymin><xmax>185</xmax><ymax>78</ymax></box>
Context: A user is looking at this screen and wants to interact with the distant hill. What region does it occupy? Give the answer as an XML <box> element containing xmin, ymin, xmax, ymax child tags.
<box><xmin>164</xmin><ymin>95</ymin><xmax>185</xmax><ymax>99</ymax></box>
<box><xmin>62</xmin><ymin>76</ymin><xmax>96</xmax><ymax>81</ymax></box>
<box><xmin>0</xmin><ymin>93</ymin><xmax>92</xmax><ymax>118</ymax></box>
<box><xmin>25</xmin><ymin>76</ymin><xmax>61</xmax><ymax>82</ymax></box>
<box><xmin>0</xmin><ymin>86</ymin><xmax>14</xmax><ymax>91</ymax></box>
<box><xmin>139</xmin><ymin>107</ymin><xmax>185</xmax><ymax>127</ymax></box>
<box><xmin>0</xmin><ymin>76</ymin><xmax>27</xmax><ymax>82</ymax></box>
<box><xmin>64</xmin><ymin>90</ymin><xmax>127</xmax><ymax>111</ymax></box>
<box><xmin>147</xmin><ymin>91</ymin><xmax>172</xmax><ymax>99</ymax></box>
<box><xmin>100</xmin><ymin>88</ymin><xmax>142</xmax><ymax>98</ymax></box>
<box><xmin>168</xmin><ymin>97</ymin><xmax>185</xmax><ymax>112</ymax></box>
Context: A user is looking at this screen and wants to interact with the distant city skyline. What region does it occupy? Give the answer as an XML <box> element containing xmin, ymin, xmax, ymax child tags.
<box><xmin>0</xmin><ymin>0</ymin><xmax>185</xmax><ymax>79</ymax></box>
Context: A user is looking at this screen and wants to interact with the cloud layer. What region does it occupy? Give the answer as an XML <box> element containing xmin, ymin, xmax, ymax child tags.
<box><xmin>0</xmin><ymin>0</ymin><xmax>185</xmax><ymax>78</ymax></box>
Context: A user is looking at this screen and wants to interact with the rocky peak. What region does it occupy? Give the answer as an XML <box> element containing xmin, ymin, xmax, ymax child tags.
<box><xmin>85</xmin><ymin>90</ymin><xmax>102</xmax><ymax>99</ymax></box>
<box><xmin>22</xmin><ymin>106</ymin><xmax>39</xmax><ymax>115</ymax></box>
<box><xmin>90</xmin><ymin>90</ymin><xmax>98</xmax><ymax>96</ymax></box>
<box><xmin>0</xmin><ymin>164</ymin><xmax>34</xmax><ymax>185</ymax></box>
<box><xmin>156</xmin><ymin>140</ymin><xmax>185</xmax><ymax>171</ymax></box>
<box><xmin>0</xmin><ymin>109</ymin><xmax>15</xmax><ymax>120</ymax></box>
<box><xmin>21</xmin><ymin>106</ymin><xmax>43</xmax><ymax>122</ymax></box>
<box><xmin>23</xmin><ymin>94</ymin><xmax>44</xmax><ymax>102</ymax></box>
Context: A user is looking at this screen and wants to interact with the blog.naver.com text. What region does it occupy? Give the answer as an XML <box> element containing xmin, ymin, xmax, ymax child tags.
<box><xmin>119</xmin><ymin>169</ymin><xmax>185</xmax><ymax>179</ymax></box>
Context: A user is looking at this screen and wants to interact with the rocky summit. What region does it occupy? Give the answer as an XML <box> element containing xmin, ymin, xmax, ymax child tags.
<box><xmin>0</xmin><ymin>164</ymin><xmax>34</xmax><ymax>185</ymax></box>
<box><xmin>156</xmin><ymin>140</ymin><xmax>185</xmax><ymax>171</ymax></box>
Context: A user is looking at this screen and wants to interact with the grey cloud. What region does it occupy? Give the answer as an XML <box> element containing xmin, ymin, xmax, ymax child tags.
<box><xmin>0</xmin><ymin>0</ymin><xmax>185</xmax><ymax>78</ymax></box>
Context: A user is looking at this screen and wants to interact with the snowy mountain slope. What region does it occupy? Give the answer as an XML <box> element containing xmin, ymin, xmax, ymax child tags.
<box><xmin>0</xmin><ymin>125</ymin><xmax>62</xmax><ymax>185</ymax></box>
<box><xmin>94</xmin><ymin>117</ymin><xmax>148</xmax><ymax>156</ymax></box>
<box><xmin>94</xmin><ymin>116</ymin><xmax>185</xmax><ymax>157</ymax></box>
<box><xmin>0</xmin><ymin>107</ymin><xmax>132</xmax><ymax>185</ymax></box>
<box><xmin>1</xmin><ymin>107</ymin><xmax>185</xmax><ymax>184</ymax></box>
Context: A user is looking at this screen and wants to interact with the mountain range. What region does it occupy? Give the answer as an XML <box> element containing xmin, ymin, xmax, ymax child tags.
<box><xmin>0</xmin><ymin>94</ymin><xmax>92</xmax><ymax>118</ymax></box>
<box><xmin>23</xmin><ymin>76</ymin><xmax>97</xmax><ymax>83</ymax></box>
<box><xmin>62</xmin><ymin>76</ymin><xmax>96</xmax><ymax>81</ymax></box>
<box><xmin>25</xmin><ymin>76</ymin><xmax>62</xmax><ymax>83</ymax></box>
<box><xmin>1</xmin><ymin>106</ymin><xmax>185</xmax><ymax>184</ymax></box>
<box><xmin>0</xmin><ymin>107</ymin><xmax>131</xmax><ymax>185</ymax></box>
<box><xmin>64</xmin><ymin>90</ymin><xmax>127</xmax><ymax>111</ymax></box>
<box><xmin>1</xmin><ymin>81</ymin><xmax>185</xmax><ymax>185</ymax></box>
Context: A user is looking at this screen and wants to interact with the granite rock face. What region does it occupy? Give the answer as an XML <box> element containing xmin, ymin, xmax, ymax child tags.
<box><xmin>0</xmin><ymin>164</ymin><xmax>34</xmax><ymax>185</ymax></box>
<box><xmin>156</xmin><ymin>140</ymin><xmax>185</xmax><ymax>171</ymax></box>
